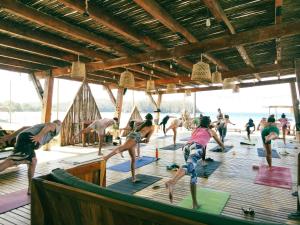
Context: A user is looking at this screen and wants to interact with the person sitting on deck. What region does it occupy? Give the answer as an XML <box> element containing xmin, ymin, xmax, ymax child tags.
<box><xmin>165</xmin><ymin>116</ymin><xmax>225</xmax><ymax>210</ymax></box>
<box><xmin>73</xmin><ymin>118</ymin><xmax>119</xmax><ymax>156</ymax></box>
<box><xmin>0</xmin><ymin>126</ymin><xmax>30</xmax><ymax>149</ymax></box>
<box><xmin>257</xmin><ymin>117</ymin><xmax>267</xmax><ymax>131</ymax></box>
<box><xmin>0</xmin><ymin>120</ymin><xmax>61</xmax><ymax>195</ymax></box>
<box><xmin>217</xmin><ymin>115</ymin><xmax>235</xmax><ymax>143</ymax></box>
<box><xmin>245</xmin><ymin>118</ymin><xmax>256</xmax><ymax>141</ymax></box>
<box><xmin>278</xmin><ymin>113</ymin><xmax>289</xmax><ymax>145</ymax></box>
<box><xmin>103</xmin><ymin>113</ymin><xmax>155</xmax><ymax>183</ymax></box>
<box><xmin>261</xmin><ymin>116</ymin><xmax>279</xmax><ymax>168</ymax></box>
<box><xmin>165</xmin><ymin>118</ymin><xmax>183</xmax><ymax>145</ymax></box>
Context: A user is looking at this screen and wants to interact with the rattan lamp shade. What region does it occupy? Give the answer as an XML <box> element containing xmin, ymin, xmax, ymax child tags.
<box><xmin>185</xmin><ymin>89</ymin><xmax>191</xmax><ymax>96</ymax></box>
<box><xmin>146</xmin><ymin>80</ymin><xmax>155</xmax><ymax>91</ymax></box>
<box><xmin>191</xmin><ymin>61</ymin><xmax>211</xmax><ymax>83</ymax></box>
<box><xmin>71</xmin><ymin>61</ymin><xmax>86</xmax><ymax>78</ymax></box>
<box><xmin>119</xmin><ymin>70</ymin><xmax>135</xmax><ymax>88</ymax></box>
<box><xmin>223</xmin><ymin>78</ymin><xmax>236</xmax><ymax>89</ymax></box>
<box><xmin>212</xmin><ymin>71</ymin><xmax>222</xmax><ymax>84</ymax></box>
<box><xmin>166</xmin><ymin>84</ymin><xmax>176</xmax><ymax>93</ymax></box>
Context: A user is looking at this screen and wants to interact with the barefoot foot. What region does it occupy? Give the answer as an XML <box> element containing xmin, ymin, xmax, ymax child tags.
<box><xmin>165</xmin><ymin>180</ymin><xmax>174</xmax><ymax>203</ymax></box>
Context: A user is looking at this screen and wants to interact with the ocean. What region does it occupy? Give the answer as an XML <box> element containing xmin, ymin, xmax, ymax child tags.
<box><xmin>0</xmin><ymin>111</ymin><xmax>294</xmax><ymax>130</ymax></box>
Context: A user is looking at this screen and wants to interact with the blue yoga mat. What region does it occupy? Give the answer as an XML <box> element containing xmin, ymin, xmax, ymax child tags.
<box><xmin>108</xmin><ymin>156</ymin><xmax>157</xmax><ymax>172</ymax></box>
<box><xmin>195</xmin><ymin>160</ymin><xmax>221</xmax><ymax>178</ymax></box>
<box><xmin>209</xmin><ymin>145</ymin><xmax>233</xmax><ymax>153</ymax></box>
<box><xmin>107</xmin><ymin>174</ymin><xmax>162</xmax><ymax>194</ymax></box>
<box><xmin>160</xmin><ymin>143</ymin><xmax>185</xmax><ymax>151</ymax></box>
<box><xmin>257</xmin><ymin>148</ymin><xmax>280</xmax><ymax>158</ymax></box>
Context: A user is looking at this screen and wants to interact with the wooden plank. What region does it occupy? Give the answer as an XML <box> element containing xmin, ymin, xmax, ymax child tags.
<box><xmin>0</xmin><ymin>56</ymin><xmax>50</xmax><ymax>71</ymax></box>
<box><xmin>41</xmin><ymin>73</ymin><xmax>54</xmax><ymax>123</ymax></box>
<box><xmin>0</xmin><ymin>64</ymin><xmax>33</xmax><ymax>74</ymax></box>
<box><xmin>85</xmin><ymin>21</ymin><xmax>300</xmax><ymax>70</ymax></box>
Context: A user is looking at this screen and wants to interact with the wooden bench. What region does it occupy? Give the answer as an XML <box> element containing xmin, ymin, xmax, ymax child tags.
<box><xmin>31</xmin><ymin>161</ymin><xmax>279</xmax><ymax>225</ymax></box>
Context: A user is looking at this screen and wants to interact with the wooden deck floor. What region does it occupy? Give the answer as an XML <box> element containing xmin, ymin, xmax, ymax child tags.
<box><xmin>1</xmin><ymin>130</ymin><xmax>300</xmax><ymax>225</ymax></box>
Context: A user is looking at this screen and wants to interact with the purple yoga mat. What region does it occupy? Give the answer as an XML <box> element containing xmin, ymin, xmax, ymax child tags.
<box><xmin>0</xmin><ymin>189</ymin><xmax>30</xmax><ymax>213</ymax></box>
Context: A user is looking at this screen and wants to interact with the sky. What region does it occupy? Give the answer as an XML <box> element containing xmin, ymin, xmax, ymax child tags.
<box><xmin>0</xmin><ymin>69</ymin><xmax>294</xmax><ymax>113</ymax></box>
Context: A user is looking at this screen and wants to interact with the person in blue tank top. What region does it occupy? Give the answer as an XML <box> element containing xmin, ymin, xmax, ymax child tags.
<box><xmin>0</xmin><ymin>120</ymin><xmax>61</xmax><ymax>194</ymax></box>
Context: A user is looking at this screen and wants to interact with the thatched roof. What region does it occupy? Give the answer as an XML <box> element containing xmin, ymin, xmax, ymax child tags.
<box><xmin>0</xmin><ymin>0</ymin><xmax>299</xmax><ymax>93</ymax></box>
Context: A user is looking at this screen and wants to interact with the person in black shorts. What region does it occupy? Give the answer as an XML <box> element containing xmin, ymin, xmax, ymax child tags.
<box><xmin>159</xmin><ymin>115</ymin><xmax>170</xmax><ymax>135</ymax></box>
<box><xmin>245</xmin><ymin>119</ymin><xmax>255</xmax><ymax>141</ymax></box>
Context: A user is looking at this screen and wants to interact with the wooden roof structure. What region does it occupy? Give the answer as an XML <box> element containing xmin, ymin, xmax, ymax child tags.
<box><xmin>0</xmin><ymin>0</ymin><xmax>300</xmax><ymax>93</ymax></box>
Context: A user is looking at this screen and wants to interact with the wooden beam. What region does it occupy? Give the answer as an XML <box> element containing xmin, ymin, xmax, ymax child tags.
<box><xmin>114</xmin><ymin>88</ymin><xmax>124</xmax><ymax>121</ymax></box>
<box><xmin>0</xmin><ymin>64</ymin><xmax>33</xmax><ymax>74</ymax></box>
<box><xmin>41</xmin><ymin>72</ymin><xmax>54</xmax><ymax>123</ymax></box>
<box><xmin>202</xmin><ymin>0</ymin><xmax>255</xmax><ymax>68</ymax></box>
<box><xmin>29</xmin><ymin>73</ymin><xmax>44</xmax><ymax>102</ymax></box>
<box><xmin>85</xmin><ymin>21</ymin><xmax>300</xmax><ymax>70</ymax></box>
<box><xmin>295</xmin><ymin>59</ymin><xmax>300</xmax><ymax>98</ymax></box>
<box><xmin>1</xmin><ymin>0</ymin><xmax>129</xmax><ymax>56</ymax></box>
<box><xmin>133</xmin><ymin>0</ymin><xmax>229</xmax><ymax>71</ymax></box>
<box><xmin>0</xmin><ymin>47</ymin><xmax>69</xmax><ymax>67</ymax></box>
<box><xmin>160</xmin><ymin>77</ymin><xmax>296</xmax><ymax>94</ymax></box>
<box><xmin>290</xmin><ymin>82</ymin><xmax>300</xmax><ymax>127</ymax></box>
<box><xmin>275</xmin><ymin>0</ymin><xmax>283</xmax><ymax>64</ymax></box>
<box><xmin>103</xmin><ymin>85</ymin><xmax>116</xmax><ymax>106</ymax></box>
<box><xmin>0</xmin><ymin>56</ymin><xmax>51</xmax><ymax>71</ymax></box>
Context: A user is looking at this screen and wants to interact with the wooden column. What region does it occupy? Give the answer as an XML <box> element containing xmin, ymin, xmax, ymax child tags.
<box><xmin>156</xmin><ymin>93</ymin><xmax>162</xmax><ymax>125</ymax></box>
<box><xmin>114</xmin><ymin>88</ymin><xmax>124</xmax><ymax>121</ymax></box>
<box><xmin>41</xmin><ymin>72</ymin><xmax>54</xmax><ymax>123</ymax></box>
<box><xmin>290</xmin><ymin>82</ymin><xmax>300</xmax><ymax>133</ymax></box>
<box><xmin>193</xmin><ymin>92</ymin><xmax>197</xmax><ymax>118</ymax></box>
<box><xmin>295</xmin><ymin>59</ymin><xmax>300</xmax><ymax>98</ymax></box>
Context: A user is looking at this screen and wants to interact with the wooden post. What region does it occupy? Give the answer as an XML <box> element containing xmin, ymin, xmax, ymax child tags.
<box><xmin>41</xmin><ymin>71</ymin><xmax>54</xmax><ymax>123</ymax></box>
<box><xmin>114</xmin><ymin>88</ymin><xmax>124</xmax><ymax>121</ymax></box>
<box><xmin>193</xmin><ymin>92</ymin><xmax>197</xmax><ymax>118</ymax></box>
<box><xmin>156</xmin><ymin>93</ymin><xmax>162</xmax><ymax>125</ymax></box>
<box><xmin>290</xmin><ymin>82</ymin><xmax>300</xmax><ymax>137</ymax></box>
<box><xmin>295</xmin><ymin>59</ymin><xmax>300</xmax><ymax>98</ymax></box>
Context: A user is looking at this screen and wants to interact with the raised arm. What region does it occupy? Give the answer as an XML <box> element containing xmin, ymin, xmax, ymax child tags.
<box><xmin>211</xmin><ymin>129</ymin><xmax>225</xmax><ymax>149</ymax></box>
<box><xmin>31</xmin><ymin>123</ymin><xmax>58</xmax><ymax>145</ymax></box>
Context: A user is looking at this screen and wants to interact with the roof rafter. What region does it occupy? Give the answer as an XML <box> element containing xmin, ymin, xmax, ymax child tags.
<box><xmin>133</xmin><ymin>0</ymin><xmax>229</xmax><ymax>71</ymax></box>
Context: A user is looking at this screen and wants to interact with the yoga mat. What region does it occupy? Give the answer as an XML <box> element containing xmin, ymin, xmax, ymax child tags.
<box><xmin>277</xmin><ymin>142</ymin><xmax>298</xmax><ymax>149</ymax></box>
<box><xmin>0</xmin><ymin>150</ymin><xmax>12</xmax><ymax>160</ymax></box>
<box><xmin>60</xmin><ymin>153</ymin><xmax>100</xmax><ymax>165</ymax></box>
<box><xmin>160</xmin><ymin>143</ymin><xmax>185</xmax><ymax>151</ymax></box>
<box><xmin>196</xmin><ymin>160</ymin><xmax>221</xmax><ymax>178</ymax></box>
<box><xmin>178</xmin><ymin>188</ymin><xmax>230</xmax><ymax>215</ymax></box>
<box><xmin>157</xmin><ymin>135</ymin><xmax>173</xmax><ymax>139</ymax></box>
<box><xmin>209</xmin><ymin>145</ymin><xmax>233</xmax><ymax>153</ymax></box>
<box><xmin>257</xmin><ymin>148</ymin><xmax>280</xmax><ymax>159</ymax></box>
<box><xmin>240</xmin><ymin>141</ymin><xmax>255</xmax><ymax>146</ymax></box>
<box><xmin>107</xmin><ymin>174</ymin><xmax>162</xmax><ymax>194</ymax></box>
<box><xmin>0</xmin><ymin>189</ymin><xmax>30</xmax><ymax>214</ymax></box>
<box><xmin>108</xmin><ymin>156</ymin><xmax>156</xmax><ymax>172</ymax></box>
<box><xmin>254</xmin><ymin>165</ymin><xmax>292</xmax><ymax>189</ymax></box>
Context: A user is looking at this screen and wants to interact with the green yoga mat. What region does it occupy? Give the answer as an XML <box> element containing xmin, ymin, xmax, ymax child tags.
<box><xmin>178</xmin><ymin>188</ymin><xmax>230</xmax><ymax>215</ymax></box>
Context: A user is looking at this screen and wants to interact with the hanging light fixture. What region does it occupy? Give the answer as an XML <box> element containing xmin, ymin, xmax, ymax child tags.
<box><xmin>223</xmin><ymin>78</ymin><xmax>236</xmax><ymax>89</ymax></box>
<box><xmin>71</xmin><ymin>56</ymin><xmax>86</xmax><ymax>78</ymax></box>
<box><xmin>206</xmin><ymin>8</ymin><xmax>211</xmax><ymax>27</ymax></box>
<box><xmin>170</xmin><ymin>63</ymin><xmax>173</xmax><ymax>69</ymax></box>
<box><xmin>119</xmin><ymin>70</ymin><xmax>135</xmax><ymax>88</ymax></box>
<box><xmin>146</xmin><ymin>80</ymin><xmax>155</xmax><ymax>91</ymax></box>
<box><xmin>142</xmin><ymin>66</ymin><xmax>145</xmax><ymax>71</ymax></box>
<box><xmin>191</xmin><ymin>54</ymin><xmax>211</xmax><ymax>83</ymax></box>
<box><xmin>185</xmin><ymin>89</ymin><xmax>191</xmax><ymax>96</ymax></box>
<box><xmin>83</xmin><ymin>0</ymin><xmax>90</xmax><ymax>17</ymax></box>
<box><xmin>211</xmin><ymin>66</ymin><xmax>222</xmax><ymax>84</ymax></box>
<box><xmin>166</xmin><ymin>84</ymin><xmax>176</xmax><ymax>94</ymax></box>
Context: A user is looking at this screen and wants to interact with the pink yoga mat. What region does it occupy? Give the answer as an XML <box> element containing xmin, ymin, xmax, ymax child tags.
<box><xmin>0</xmin><ymin>189</ymin><xmax>30</xmax><ymax>213</ymax></box>
<box><xmin>254</xmin><ymin>165</ymin><xmax>292</xmax><ymax>189</ymax></box>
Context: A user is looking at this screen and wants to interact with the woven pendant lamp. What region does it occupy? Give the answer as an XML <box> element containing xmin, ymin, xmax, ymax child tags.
<box><xmin>119</xmin><ymin>70</ymin><xmax>135</xmax><ymax>88</ymax></box>
<box><xmin>166</xmin><ymin>84</ymin><xmax>176</xmax><ymax>93</ymax></box>
<box><xmin>146</xmin><ymin>80</ymin><xmax>155</xmax><ymax>91</ymax></box>
<box><xmin>71</xmin><ymin>60</ymin><xmax>86</xmax><ymax>78</ymax></box>
<box><xmin>191</xmin><ymin>55</ymin><xmax>211</xmax><ymax>83</ymax></box>
<box><xmin>232</xmin><ymin>84</ymin><xmax>240</xmax><ymax>93</ymax></box>
<box><xmin>223</xmin><ymin>78</ymin><xmax>236</xmax><ymax>89</ymax></box>
<box><xmin>185</xmin><ymin>89</ymin><xmax>191</xmax><ymax>96</ymax></box>
<box><xmin>212</xmin><ymin>66</ymin><xmax>222</xmax><ymax>84</ymax></box>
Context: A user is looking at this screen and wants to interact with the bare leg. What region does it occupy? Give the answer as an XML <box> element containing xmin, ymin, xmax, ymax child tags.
<box><xmin>0</xmin><ymin>158</ymin><xmax>16</xmax><ymax>172</ymax></box>
<box><xmin>173</xmin><ymin>128</ymin><xmax>177</xmax><ymax>145</ymax></box>
<box><xmin>264</xmin><ymin>143</ymin><xmax>272</xmax><ymax>167</ymax></box>
<box><xmin>103</xmin><ymin>139</ymin><xmax>136</xmax><ymax>161</ymax></box>
<box><xmin>136</xmin><ymin>143</ymin><xmax>140</xmax><ymax>158</ymax></box>
<box><xmin>98</xmin><ymin>134</ymin><xmax>104</xmax><ymax>155</ymax></box>
<box><xmin>128</xmin><ymin>147</ymin><xmax>136</xmax><ymax>182</ymax></box>
<box><xmin>282</xmin><ymin>127</ymin><xmax>286</xmax><ymax>145</ymax></box>
<box><xmin>165</xmin><ymin>168</ymin><xmax>186</xmax><ymax>203</ymax></box>
<box><xmin>27</xmin><ymin>157</ymin><xmax>37</xmax><ymax>195</ymax></box>
<box><xmin>191</xmin><ymin>183</ymin><xmax>200</xmax><ymax>210</ymax></box>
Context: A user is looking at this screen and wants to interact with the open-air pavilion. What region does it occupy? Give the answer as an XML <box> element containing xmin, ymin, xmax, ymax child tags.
<box><xmin>1</xmin><ymin>0</ymin><xmax>300</xmax><ymax>224</ymax></box>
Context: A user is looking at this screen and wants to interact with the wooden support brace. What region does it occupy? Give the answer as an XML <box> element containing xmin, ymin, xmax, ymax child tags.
<box><xmin>103</xmin><ymin>85</ymin><xmax>116</xmax><ymax>106</ymax></box>
<box><xmin>114</xmin><ymin>88</ymin><xmax>124</xmax><ymax>121</ymax></box>
<box><xmin>29</xmin><ymin>73</ymin><xmax>44</xmax><ymax>102</ymax></box>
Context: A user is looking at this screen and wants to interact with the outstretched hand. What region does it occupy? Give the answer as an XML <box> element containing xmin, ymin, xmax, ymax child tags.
<box><xmin>30</xmin><ymin>134</ymin><xmax>42</xmax><ymax>145</ymax></box>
